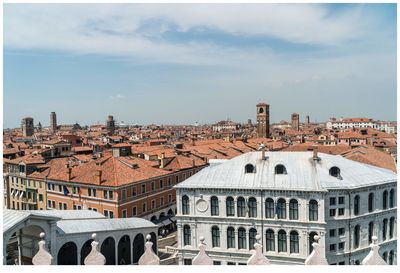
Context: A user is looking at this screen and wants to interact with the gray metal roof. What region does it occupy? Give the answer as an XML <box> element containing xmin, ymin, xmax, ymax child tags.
<box><xmin>3</xmin><ymin>209</ymin><xmax>60</xmax><ymax>234</ymax></box>
<box><xmin>56</xmin><ymin>217</ymin><xmax>157</xmax><ymax>235</ymax></box>
<box><xmin>175</xmin><ymin>151</ymin><xmax>396</xmax><ymax>191</ymax></box>
<box><xmin>25</xmin><ymin>209</ymin><xmax>106</xmax><ymax>220</ymax></box>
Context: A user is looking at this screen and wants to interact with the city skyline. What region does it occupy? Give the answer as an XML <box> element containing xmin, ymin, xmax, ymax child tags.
<box><xmin>4</xmin><ymin>3</ymin><xmax>397</xmax><ymax>128</ymax></box>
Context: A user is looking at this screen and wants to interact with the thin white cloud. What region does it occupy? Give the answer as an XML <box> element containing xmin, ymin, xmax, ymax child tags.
<box><xmin>109</xmin><ymin>94</ymin><xmax>126</xmax><ymax>100</ymax></box>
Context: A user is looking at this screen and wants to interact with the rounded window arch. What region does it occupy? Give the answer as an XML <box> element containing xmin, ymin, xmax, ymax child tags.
<box><xmin>309</xmin><ymin>199</ymin><xmax>318</xmax><ymax>221</ymax></box>
<box><xmin>368</xmin><ymin>192</ymin><xmax>374</xmax><ymax>212</ymax></box>
<box><xmin>182</xmin><ymin>195</ymin><xmax>190</xmax><ymax>215</ymax></box>
<box><xmin>289</xmin><ymin>199</ymin><xmax>299</xmax><ymax>220</ymax></box>
<box><xmin>259</xmin><ymin>107</ymin><xmax>264</xmax><ymax>114</ymax></box>
<box><xmin>211</xmin><ymin>226</ymin><xmax>220</xmax><ymax>248</ymax></box>
<box><xmin>210</xmin><ymin>196</ymin><xmax>219</xmax><ymax>216</ymax></box>
<box><xmin>265</xmin><ymin>198</ymin><xmax>274</xmax><ymax>218</ymax></box>
<box><xmin>383</xmin><ymin>190</ymin><xmax>388</xmax><ymax>210</ymax></box>
<box><xmin>248</xmin><ymin>197</ymin><xmax>257</xmax><ymax>218</ymax></box>
<box><xmin>354</xmin><ymin>195</ymin><xmax>360</xmax><ymax>215</ymax></box>
<box><xmin>354</xmin><ymin>225</ymin><xmax>360</xmax><ymax>249</ymax></box>
<box><xmin>237</xmin><ymin>196</ymin><xmax>246</xmax><ymax>217</ymax></box>
<box><xmin>245</xmin><ymin>164</ymin><xmax>255</xmax><ymax>173</ymax></box>
<box><xmin>275</xmin><ymin>164</ymin><xmax>287</xmax><ymax>175</ymax></box>
<box><xmin>249</xmin><ymin>228</ymin><xmax>257</xmax><ymax>250</ymax></box>
<box><xmin>238</xmin><ymin>227</ymin><xmax>247</xmax><ymax>249</ymax></box>
<box><xmin>329</xmin><ymin>166</ymin><xmax>341</xmax><ymax>179</ymax></box>
<box><xmin>265</xmin><ymin>229</ymin><xmax>275</xmax><ymax>251</ymax></box>
<box><xmin>278</xmin><ymin>230</ymin><xmax>287</xmax><ymax>253</ymax></box>
<box><xmin>289</xmin><ymin>231</ymin><xmax>299</xmax><ymax>253</ymax></box>
<box><xmin>277</xmin><ymin>198</ymin><xmax>286</xmax><ymax>219</ymax></box>
<box><xmin>183</xmin><ymin>225</ymin><xmax>191</xmax><ymax>246</ymax></box>
<box><xmin>227</xmin><ymin>226</ymin><xmax>235</xmax><ymax>249</ymax></box>
<box><xmin>226</xmin><ymin>196</ymin><xmax>235</xmax><ymax>217</ymax></box>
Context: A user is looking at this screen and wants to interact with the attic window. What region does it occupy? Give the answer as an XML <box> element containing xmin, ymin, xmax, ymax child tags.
<box><xmin>245</xmin><ymin>164</ymin><xmax>255</xmax><ymax>173</ymax></box>
<box><xmin>329</xmin><ymin>167</ymin><xmax>342</xmax><ymax>179</ymax></box>
<box><xmin>275</xmin><ymin>164</ymin><xmax>287</xmax><ymax>175</ymax></box>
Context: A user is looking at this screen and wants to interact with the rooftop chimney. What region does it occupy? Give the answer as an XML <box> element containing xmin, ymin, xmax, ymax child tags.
<box><xmin>96</xmin><ymin>169</ymin><xmax>102</xmax><ymax>184</ymax></box>
<box><xmin>65</xmin><ymin>163</ymin><xmax>72</xmax><ymax>181</ymax></box>
<box><xmin>312</xmin><ymin>145</ymin><xmax>319</xmax><ymax>161</ymax></box>
<box><xmin>259</xmin><ymin>144</ymin><xmax>266</xmax><ymax>160</ymax></box>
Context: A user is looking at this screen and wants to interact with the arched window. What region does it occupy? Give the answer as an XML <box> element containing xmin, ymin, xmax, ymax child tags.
<box><xmin>249</xmin><ymin>228</ymin><xmax>257</xmax><ymax>250</ymax></box>
<box><xmin>383</xmin><ymin>190</ymin><xmax>388</xmax><ymax>210</ymax></box>
<box><xmin>389</xmin><ymin>189</ymin><xmax>395</xmax><ymax>208</ymax></box>
<box><xmin>248</xmin><ymin>197</ymin><xmax>257</xmax><ymax>218</ymax></box>
<box><xmin>354</xmin><ymin>225</ymin><xmax>360</xmax><ymax>249</ymax></box>
<box><xmin>277</xmin><ymin>198</ymin><xmax>286</xmax><ymax>219</ymax></box>
<box><xmin>290</xmin><ymin>231</ymin><xmax>299</xmax><ymax>253</ymax></box>
<box><xmin>237</xmin><ymin>197</ymin><xmax>246</xmax><ymax>217</ymax></box>
<box><xmin>308</xmin><ymin>232</ymin><xmax>318</xmax><ymax>254</ymax></box>
<box><xmin>211</xmin><ymin>226</ymin><xmax>220</xmax><ymax>248</ymax></box>
<box><xmin>245</xmin><ymin>164</ymin><xmax>255</xmax><ymax>173</ymax></box>
<box><xmin>183</xmin><ymin>225</ymin><xmax>191</xmax><ymax>246</ymax></box>
<box><xmin>329</xmin><ymin>167</ymin><xmax>341</xmax><ymax>179</ymax></box>
<box><xmin>368</xmin><ymin>222</ymin><xmax>374</xmax><ymax>243</ymax></box>
<box><xmin>182</xmin><ymin>195</ymin><xmax>189</xmax><ymax>215</ymax></box>
<box><xmin>389</xmin><ymin>250</ymin><xmax>394</xmax><ymax>265</ymax></box>
<box><xmin>238</xmin><ymin>227</ymin><xmax>246</xmax><ymax>249</ymax></box>
<box><xmin>226</xmin><ymin>196</ymin><xmax>235</xmax><ymax>217</ymax></box>
<box><xmin>266</xmin><ymin>229</ymin><xmax>275</xmax><ymax>251</ymax></box>
<box><xmin>354</xmin><ymin>195</ymin><xmax>360</xmax><ymax>215</ymax></box>
<box><xmin>211</xmin><ymin>196</ymin><xmax>219</xmax><ymax>216</ymax></box>
<box><xmin>389</xmin><ymin>217</ymin><xmax>395</xmax><ymax>239</ymax></box>
<box><xmin>275</xmin><ymin>164</ymin><xmax>287</xmax><ymax>174</ymax></box>
<box><xmin>227</xmin><ymin>227</ymin><xmax>235</xmax><ymax>249</ymax></box>
<box><xmin>289</xmin><ymin>199</ymin><xmax>298</xmax><ymax>220</ymax></box>
<box><xmin>383</xmin><ymin>218</ymin><xmax>388</xmax><ymax>241</ymax></box>
<box><xmin>278</xmin><ymin>230</ymin><xmax>287</xmax><ymax>252</ymax></box>
<box><xmin>383</xmin><ymin>251</ymin><xmax>388</xmax><ymax>263</ymax></box>
<box><xmin>309</xmin><ymin>200</ymin><xmax>318</xmax><ymax>221</ymax></box>
<box><xmin>265</xmin><ymin>198</ymin><xmax>274</xmax><ymax>218</ymax></box>
<box><xmin>368</xmin><ymin>192</ymin><xmax>374</xmax><ymax>212</ymax></box>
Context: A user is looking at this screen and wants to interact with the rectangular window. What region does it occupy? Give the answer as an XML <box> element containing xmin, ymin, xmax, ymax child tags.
<box><xmin>63</xmin><ymin>203</ymin><xmax>67</xmax><ymax>210</ymax></box>
<box><xmin>176</xmin><ymin>176</ymin><xmax>179</xmax><ymax>183</ymax></box>
<box><xmin>131</xmin><ymin>186</ymin><xmax>136</xmax><ymax>196</ymax></box>
<box><xmin>152</xmin><ymin>200</ymin><xmax>156</xmax><ymax>209</ymax></box>
<box><xmin>59</xmin><ymin>203</ymin><xmax>63</xmax><ymax>210</ymax></box>
<box><xmin>338</xmin><ymin>228</ymin><xmax>345</xmax><ymax>236</ymax></box>
<box><xmin>121</xmin><ymin>189</ymin><xmax>126</xmax><ymax>200</ymax></box>
<box><xmin>329</xmin><ymin>229</ymin><xmax>336</xmax><ymax>237</ymax></box>
<box><xmin>39</xmin><ymin>194</ymin><xmax>43</xmax><ymax>202</ymax></box>
<box><xmin>227</xmin><ymin>262</ymin><xmax>236</xmax><ymax>265</ymax></box>
<box><xmin>338</xmin><ymin>196</ymin><xmax>345</xmax><ymax>204</ymax></box>
<box><xmin>168</xmin><ymin>178</ymin><xmax>171</xmax><ymax>186</ymax></box>
<box><xmin>132</xmin><ymin>206</ymin><xmax>137</xmax><ymax>216</ymax></box>
<box><xmin>330</xmin><ymin>197</ymin><xmax>336</xmax><ymax>206</ymax></box>
<box><xmin>330</xmin><ymin>244</ymin><xmax>336</xmax><ymax>252</ymax></box>
<box><xmin>159</xmin><ymin>180</ymin><xmax>163</xmax><ymax>189</ymax></box>
<box><xmin>48</xmin><ymin>200</ymin><xmax>52</xmax><ymax>208</ymax></box>
<box><xmin>338</xmin><ymin>261</ymin><xmax>345</xmax><ymax>265</ymax></box>
<box><xmin>109</xmin><ymin>211</ymin><xmax>114</xmax><ymax>218</ymax></box>
<box><xmin>58</xmin><ymin>185</ymin><xmax>62</xmax><ymax>192</ymax></box>
<box><xmin>338</xmin><ymin>208</ymin><xmax>345</xmax><ymax>216</ymax></box>
<box><xmin>338</xmin><ymin>242</ymin><xmax>345</xmax><ymax>250</ymax></box>
<box><xmin>213</xmin><ymin>261</ymin><xmax>221</xmax><ymax>265</ymax></box>
<box><xmin>168</xmin><ymin>194</ymin><xmax>172</xmax><ymax>203</ymax></box>
<box><xmin>183</xmin><ymin>259</ymin><xmax>192</xmax><ymax>265</ymax></box>
<box><xmin>122</xmin><ymin>210</ymin><xmax>127</xmax><ymax>218</ymax></box>
<box><xmin>141</xmin><ymin>184</ymin><xmax>146</xmax><ymax>194</ymax></box>
<box><xmin>88</xmin><ymin>188</ymin><xmax>97</xmax><ymax>197</ymax></box>
<box><xmin>329</xmin><ymin>209</ymin><xmax>336</xmax><ymax>217</ymax></box>
<box><xmin>160</xmin><ymin>197</ymin><xmax>164</xmax><ymax>206</ymax></box>
<box><xmin>104</xmin><ymin>210</ymin><xmax>109</xmax><ymax>217</ymax></box>
<box><xmin>142</xmin><ymin>203</ymin><xmax>147</xmax><ymax>213</ymax></box>
<box><xmin>109</xmin><ymin>191</ymin><xmax>113</xmax><ymax>199</ymax></box>
<box><xmin>73</xmin><ymin>204</ymin><xmax>77</xmax><ymax>210</ymax></box>
<box><xmin>151</xmin><ymin>182</ymin><xmax>155</xmax><ymax>191</ymax></box>
<box><xmin>47</xmin><ymin>183</ymin><xmax>52</xmax><ymax>190</ymax></box>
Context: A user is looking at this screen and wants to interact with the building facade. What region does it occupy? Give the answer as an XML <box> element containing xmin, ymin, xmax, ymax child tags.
<box><xmin>174</xmin><ymin>151</ymin><xmax>397</xmax><ymax>265</ymax></box>
<box><xmin>50</xmin><ymin>112</ymin><xmax>57</xmax><ymax>133</ymax></box>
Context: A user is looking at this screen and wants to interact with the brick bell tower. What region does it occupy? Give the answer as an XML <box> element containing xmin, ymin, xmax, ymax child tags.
<box><xmin>256</xmin><ymin>103</ymin><xmax>270</xmax><ymax>138</ymax></box>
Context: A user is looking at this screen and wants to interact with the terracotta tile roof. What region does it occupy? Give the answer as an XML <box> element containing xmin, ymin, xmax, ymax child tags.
<box><xmin>282</xmin><ymin>143</ymin><xmax>351</xmax><ymax>155</ymax></box>
<box><xmin>341</xmin><ymin>145</ymin><xmax>397</xmax><ymax>173</ymax></box>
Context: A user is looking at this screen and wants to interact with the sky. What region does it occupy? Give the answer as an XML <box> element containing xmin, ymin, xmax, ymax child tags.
<box><xmin>3</xmin><ymin>3</ymin><xmax>397</xmax><ymax>128</ymax></box>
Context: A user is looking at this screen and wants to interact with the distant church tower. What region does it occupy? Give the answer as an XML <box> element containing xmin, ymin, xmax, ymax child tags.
<box><xmin>291</xmin><ymin>113</ymin><xmax>300</xmax><ymax>131</ymax></box>
<box><xmin>50</xmin><ymin>112</ymin><xmax>57</xmax><ymax>133</ymax></box>
<box><xmin>256</xmin><ymin>103</ymin><xmax>270</xmax><ymax>138</ymax></box>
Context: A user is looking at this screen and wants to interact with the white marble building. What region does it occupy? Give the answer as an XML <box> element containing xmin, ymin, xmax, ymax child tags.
<box><xmin>174</xmin><ymin>150</ymin><xmax>397</xmax><ymax>265</ymax></box>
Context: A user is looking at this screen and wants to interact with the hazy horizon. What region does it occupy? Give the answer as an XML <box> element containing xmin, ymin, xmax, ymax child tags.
<box><xmin>3</xmin><ymin>3</ymin><xmax>397</xmax><ymax>128</ymax></box>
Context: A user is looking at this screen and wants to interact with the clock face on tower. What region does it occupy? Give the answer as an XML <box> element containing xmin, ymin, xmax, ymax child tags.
<box><xmin>259</xmin><ymin>107</ymin><xmax>264</xmax><ymax>114</ymax></box>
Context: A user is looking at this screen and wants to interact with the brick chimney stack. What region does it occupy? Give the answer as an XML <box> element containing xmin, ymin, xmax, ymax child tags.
<box><xmin>96</xmin><ymin>169</ymin><xmax>102</xmax><ymax>184</ymax></box>
<box><xmin>312</xmin><ymin>145</ymin><xmax>319</xmax><ymax>161</ymax></box>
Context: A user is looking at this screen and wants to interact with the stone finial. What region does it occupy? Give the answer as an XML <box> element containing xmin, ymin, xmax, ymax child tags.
<box><xmin>247</xmin><ymin>234</ymin><xmax>270</xmax><ymax>265</ymax></box>
<box><xmin>192</xmin><ymin>236</ymin><xmax>213</xmax><ymax>265</ymax></box>
<box><xmin>361</xmin><ymin>236</ymin><xmax>387</xmax><ymax>265</ymax></box>
<box><xmin>32</xmin><ymin>232</ymin><xmax>53</xmax><ymax>265</ymax></box>
<box><xmin>138</xmin><ymin>234</ymin><xmax>160</xmax><ymax>265</ymax></box>
<box><xmin>84</xmin><ymin>233</ymin><xmax>106</xmax><ymax>265</ymax></box>
<box><xmin>304</xmin><ymin>235</ymin><xmax>328</xmax><ymax>265</ymax></box>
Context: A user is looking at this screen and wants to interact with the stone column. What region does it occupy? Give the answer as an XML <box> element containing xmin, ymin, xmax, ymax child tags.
<box><xmin>50</xmin><ymin>221</ymin><xmax>57</xmax><ymax>265</ymax></box>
